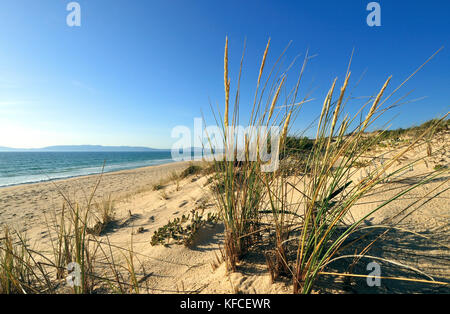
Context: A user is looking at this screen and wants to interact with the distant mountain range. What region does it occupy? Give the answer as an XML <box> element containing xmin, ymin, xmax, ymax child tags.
<box><xmin>0</xmin><ymin>145</ymin><xmax>170</xmax><ymax>152</ymax></box>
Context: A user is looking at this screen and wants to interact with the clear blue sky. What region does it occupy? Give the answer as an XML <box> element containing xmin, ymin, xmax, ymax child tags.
<box><xmin>0</xmin><ymin>0</ymin><xmax>448</xmax><ymax>148</ymax></box>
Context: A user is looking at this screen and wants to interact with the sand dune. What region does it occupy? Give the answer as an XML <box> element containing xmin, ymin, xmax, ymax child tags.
<box><xmin>0</xmin><ymin>134</ymin><xmax>448</xmax><ymax>294</ymax></box>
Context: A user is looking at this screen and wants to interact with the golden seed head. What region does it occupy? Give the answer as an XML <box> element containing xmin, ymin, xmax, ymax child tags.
<box><xmin>257</xmin><ymin>38</ymin><xmax>271</xmax><ymax>87</ymax></box>
<box><xmin>330</xmin><ymin>73</ymin><xmax>350</xmax><ymax>137</ymax></box>
<box><xmin>317</xmin><ymin>78</ymin><xmax>337</xmax><ymax>139</ymax></box>
<box><xmin>281</xmin><ymin>111</ymin><xmax>292</xmax><ymax>144</ymax></box>
<box><xmin>363</xmin><ymin>76</ymin><xmax>392</xmax><ymax>130</ymax></box>
<box><xmin>268</xmin><ymin>76</ymin><xmax>286</xmax><ymax>123</ymax></box>
<box><xmin>224</xmin><ymin>37</ymin><xmax>230</xmax><ymax>128</ymax></box>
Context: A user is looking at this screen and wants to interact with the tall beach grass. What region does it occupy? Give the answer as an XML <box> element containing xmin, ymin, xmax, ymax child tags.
<box><xmin>208</xmin><ymin>38</ymin><xmax>449</xmax><ymax>293</ymax></box>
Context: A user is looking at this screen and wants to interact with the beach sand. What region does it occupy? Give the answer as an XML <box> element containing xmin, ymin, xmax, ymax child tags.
<box><xmin>0</xmin><ymin>161</ymin><xmax>195</xmax><ymax>233</ymax></box>
<box><xmin>0</xmin><ymin>133</ymin><xmax>449</xmax><ymax>294</ymax></box>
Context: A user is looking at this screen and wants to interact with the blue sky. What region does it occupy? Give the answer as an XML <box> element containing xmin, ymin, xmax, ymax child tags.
<box><xmin>0</xmin><ymin>0</ymin><xmax>448</xmax><ymax>149</ymax></box>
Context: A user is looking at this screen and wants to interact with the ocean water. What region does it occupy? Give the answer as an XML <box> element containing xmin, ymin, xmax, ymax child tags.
<box><xmin>0</xmin><ymin>151</ymin><xmax>175</xmax><ymax>187</ymax></box>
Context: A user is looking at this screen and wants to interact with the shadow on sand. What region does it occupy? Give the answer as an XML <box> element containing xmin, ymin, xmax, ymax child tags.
<box><xmin>236</xmin><ymin>226</ymin><xmax>450</xmax><ymax>293</ymax></box>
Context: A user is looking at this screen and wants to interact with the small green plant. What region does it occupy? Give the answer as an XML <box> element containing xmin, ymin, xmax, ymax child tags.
<box><xmin>352</xmin><ymin>160</ymin><xmax>372</xmax><ymax>169</ymax></box>
<box><xmin>152</xmin><ymin>183</ymin><xmax>165</xmax><ymax>191</ymax></box>
<box><xmin>180</xmin><ymin>164</ymin><xmax>202</xmax><ymax>179</ymax></box>
<box><xmin>151</xmin><ymin>209</ymin><xmax>219</xmax><ymax>247</ymax></box>
<box><xmin>434</xmin><ymin>164</ymin><xmax>448</xmax><ymax>171</ymax></box>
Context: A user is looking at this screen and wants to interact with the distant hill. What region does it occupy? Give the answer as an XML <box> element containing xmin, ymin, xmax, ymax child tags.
<box><xmin>0</xmin><ymin>146</ymin><xmax>18</xmax><ymax>152</ymax></box>
<box><xmin>0</xmin><ymin>145</ymin><xmax>168</xmax><ymax>152</ymax></box>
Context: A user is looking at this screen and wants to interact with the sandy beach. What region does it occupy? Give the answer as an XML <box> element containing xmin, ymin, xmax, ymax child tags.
<box><xmin>0</xmin><ymin>132</ymin><xmax>448</xmax><ymax>294</ymax></box>
<box><xmin>2</xmin><ymin>0</ymin><xmax>450</xmax><ymax>301</ymax></box>
<box><xmin>0</xmin><ymin>161</ymin><xmax>195</xmax><ymax>233</ymax></box>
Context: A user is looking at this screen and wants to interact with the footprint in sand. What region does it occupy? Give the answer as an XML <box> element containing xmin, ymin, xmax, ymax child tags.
<box><xmin>179</xmin><ymin>200</ymin><xmax>188</xmax><ymax>208</ymax></box>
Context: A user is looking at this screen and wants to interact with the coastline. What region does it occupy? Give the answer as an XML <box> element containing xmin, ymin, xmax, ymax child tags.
<box><xmin>0</xmin><ymin>135</ymin><xmax>448</xmax><ymax>293</ymax></box>
<box><xmin>0</xmin><ymin>158</ymin><xmax>177</xmax><ymax>189</ymax></box>
<box><xmin>0</xmin><ymin>160</ymin><xmax>199</xmax><ymax>231</ymax></box>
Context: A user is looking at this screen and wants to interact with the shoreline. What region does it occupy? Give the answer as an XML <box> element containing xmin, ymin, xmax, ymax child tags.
<box><xmin>0</xmin><ymin>158</ymin><xmax>178</xmax><ymax>190</ymax></box>
<box><xmin>0</xmin><ymin>160</ymin><xmax>200</xmax><ymax>231</ymax></box>
<box><xmin>0</xmin><ymin>134</ymin><xmax>448</xmax><ymax>293</ymax></box>
<box><xmin>0</xmin><ymin>159</ymin><xmax>195</xmax><ymax>192</ymax></box>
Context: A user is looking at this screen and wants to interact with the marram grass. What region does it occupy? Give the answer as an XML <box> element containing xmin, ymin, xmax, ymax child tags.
<box><xmin>208</xmin><ymin>38</ymin><xmax>449</xmax><ymax>293</ymax></box>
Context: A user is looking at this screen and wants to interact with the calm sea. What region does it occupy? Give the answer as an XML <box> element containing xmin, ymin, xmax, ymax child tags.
<box><xmin>0</xmin><ymin>151</ymin><xmax>175</xmax><ymax>187</ymax></box>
